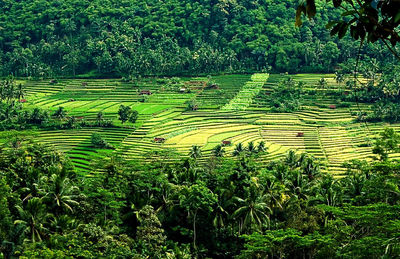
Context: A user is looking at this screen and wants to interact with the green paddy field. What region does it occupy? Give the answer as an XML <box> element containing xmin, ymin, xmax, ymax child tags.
<box><xmin>8</xmin><ymin>73</ymin><xmax>399</xmax><ymax>177</ymax></box>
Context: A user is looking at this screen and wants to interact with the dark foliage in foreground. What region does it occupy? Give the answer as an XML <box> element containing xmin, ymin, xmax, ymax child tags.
<box><xmin>0</xmin><ymin>135</ymin><xmax>399</xmax><ymax>258</ymax></box>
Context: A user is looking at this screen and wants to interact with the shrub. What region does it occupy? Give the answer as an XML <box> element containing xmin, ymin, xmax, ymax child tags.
<box><xmin>337</xmin><ymin>102</ymin><xmax>351</xmax><ymax>108</ymax></box>
<box><xmin>64</xmin><ymin>116</ymin><xmax>79</xmax><ymax>129</ymax></box>
<box><xmin>53</xmin><ymin>107</ymin><xmax>67</xmax><ymax>119</ymax></box>
<box><xmin>187</xmin><ymin>99</ymin><xmax>199</xmax><ymax>111</ymax></box>
<box><xmin>91</xmin><ymin>133</ymin><xmax>113</xmax><ymax>149</ymax></box>
<box><xmin>139</xmin><ymin>95</ymin><xmax>148</xmax><ymax>103</ymax></box>
<box><xmin>129</xmin><ymin>110</ymin><xmax>138</xmax><ymax>124</ymax></box>
<box><xmin>156</xmin><ymin>78</ymin><xmax>169</xmax><ymax>84</ymax></box>
<box><xmin>118</xmin><ymin>105</ymin><xmax>138</xmax><ymax>124</ymax></box>
<box><xmin>265</xmin><ymin>78</ymin><xmax>304</xmax><ymax>113</ymax></box>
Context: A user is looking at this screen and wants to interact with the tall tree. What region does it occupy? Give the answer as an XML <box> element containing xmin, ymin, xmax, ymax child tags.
<box><xmin>179</xmin><ymin>184</ymin><xmax>217</xmax><ymax>249</ymax></box>
<box><xmin>213</xmin><ymin>144</ymin><xmax>225</xmax><ymax>157</ymax></box>
<box><xmin>135</xmin><ymin>205</ymin><xmax>167</xmax><ymax>257</ymax></box>
<box><xmin>42</xmin><ymin>169</ymin><xmax>80</xmax><ymax>215</ymax></box>
<box><xmin>233</xmin><ymin>184</ymin><xmax>272</xmax><ymax>234</ymax></box>
<box><xmin>189</xmin><ymin>145</ymin><xmax>202</xmax><ymax>160</ymax></box>
<box><xmin>14</xmin><ymin>198</ymin><xmax>49</xmax><ymax>243</ymax></box>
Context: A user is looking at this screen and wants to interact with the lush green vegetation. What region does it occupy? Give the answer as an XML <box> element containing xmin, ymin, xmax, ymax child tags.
<box><xmin>3</xmin><ymin>72</ymin><xmax>400</xmax><ymax>174</ymax></box>
<box><xmin>261</xmin><ymin>77</ymin><xmax>304</xmax><ymax>112</ymax></box>
<box><xmin>1</xmin><ymin>0</ymin><xmax>400</xmax><ymax>257</ymax></box>
<box><xmin>0</xmin><ymin>0</ymin><xmax>395</xmax><ymax>77</ymax></box>
<box><xmin>1</xmin><ymin>135</ymin><xmax>400</xmax><ymax>258</ymax></box>
<box><xmin>0</xmin><ymin>71</ymin><xmax>399</xmax><ymax>258</ymax></box>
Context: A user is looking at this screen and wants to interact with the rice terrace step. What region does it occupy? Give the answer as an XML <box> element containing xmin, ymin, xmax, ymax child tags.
<box><xmin>8</xmin><ymin>73</ymin><xmax>400</xmax><ymax>176</ymax></box>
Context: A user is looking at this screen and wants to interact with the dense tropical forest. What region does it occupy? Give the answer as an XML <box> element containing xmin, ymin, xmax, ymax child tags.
<box><xmin>1</xmin><ymin>0</ymin><xmax>400</xmax><ymax>258</ymax></box>
<box><xmin>1</xmin><ymin>137</ymin><xmax>399</xmax><ymax>258</ymax></box>
<box><xmin>0</xmin><ymin>0</ymin><xmax>395</xmax><ymax>77</ymax></box>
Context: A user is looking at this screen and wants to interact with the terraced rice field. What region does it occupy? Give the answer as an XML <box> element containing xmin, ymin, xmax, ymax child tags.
<box><xmin>222</xmin><ymin>73</ymin><xmax>269</xmax><ymax>110</ymax></box>
<box><xmin>8</xmin><ymin>73</ymin><xmax>400</xmax><ymax>177</ymax></box>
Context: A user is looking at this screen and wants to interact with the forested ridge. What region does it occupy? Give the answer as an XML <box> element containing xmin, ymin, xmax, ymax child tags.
<box><xmin>0</xmin><ymin>0</ymin><xmax>393</xmax><ymax>77</ymax></box>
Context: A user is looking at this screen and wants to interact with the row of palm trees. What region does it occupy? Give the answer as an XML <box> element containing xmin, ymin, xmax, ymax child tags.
<box><xmin>232</xmin><ymin>141</ymin><xmax>267</xmax><ymax>156</ymax></box>
<box><xmin>227</xmin><ymin>151</ymin><xmax>322</xmax><ymax>234</ymax></box>
<box><xmin>208</xmin><ymin>149</ymin><xmax>384</xmax><ymax>236</ymax></box>
<box><xmin>138</xmin><ymin>145</ymin><xmax>386</xmax><ymax>254</ymax></box>
<box><xmin>180</xmin><ymin>149</ymin><xmax>323</xmax><ymax>235</ymax></box>
<box><xmin>188</xmin><ymin>141</ymin><xmax>268</xmax><ymax>159</ymax></box>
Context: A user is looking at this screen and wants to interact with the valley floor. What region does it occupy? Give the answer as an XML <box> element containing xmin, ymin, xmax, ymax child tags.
<box><xmin>7</xmin><ymin>73</ymin><xmax>400</xmax><ymax>177</ymax></box>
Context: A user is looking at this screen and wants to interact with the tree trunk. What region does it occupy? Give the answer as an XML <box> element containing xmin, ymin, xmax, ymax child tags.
<box><xmin>193</xmin><ymin>209</ymin><xmax>198</xmax><ymax>249</ymax></box>
<box><xmin>104</xmin><ymin>205</ymin><xmax>107</xmax><ymax>223</ymax></box>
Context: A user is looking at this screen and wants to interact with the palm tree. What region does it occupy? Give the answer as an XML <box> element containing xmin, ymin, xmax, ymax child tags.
<box><xmin>189</xmin><ymin>145</ymin><xmax>202</xmax><ymax>160</ymax></box>
<box><xmin>310</xmin><ymin>175</ymin><xmax>342</xmax><ymax>207</ymax></box>
<box><xmin>233</xmin><ymin>143</ymin><xmax>244</xmax><ymax>156</ymax></box>
<box><xmin>3</xmin><ymin>104</ymin><xmax>12</xmax><ymax>119</ymax></box>
<box><xmin>257</xmin><ymin>141</ymin><xmax>267</xmax><ymax>153</ymax></box>
<box><xmin>213</xmin><ymin>144</ymin><xmax>225</xmax><ymax>157</ymax></box>
<box><xmin>65</xmin><ymin>116</ymin><xmax>77</xmax><ymax>129</ymax></box>
<box><xmin>155</xmin><ymin>181</ymin><xmax>178</xmax><ymax>214</ymax></box>
<box><xmin>272</xmin><ymin>162</ymin><xmax>291</xmax><ymax>182</ymax></box>
<box><xmin>6</xmin><ymin>80</ymin><xmax>15</xmax><ymax>103</ymax></box>
<box><xmin>262</xmin><ymin>176</ymin><xmax>286</xmax><ymax>210</ymax></box>
<box><xmin>16</xmin><ymin>83</ymin><xmax>24</xmax><ymax>100</ymax></box>
<box><xmin>30</xmin><ymin>108</ymin><xmax>43</xmax><ymax>124</ymax></box>
<box><xmin>43</xmin><ymin>169</ymin><xmax>80</xmax><ymax>214</ymax></box>
<box><xmin>341</xmin><ymin>171</ymin><xmax>367</xmax><ymax>202</ymax></box>
<box><xmin>14</xmin><ymin>197</ymin><xmax>49</xmax><ymax>243</ymax></box>
<box><xmin>300</xmin><ymin>156</ymin><xmax>320</xmax><ymax>180</ymax></box>
<box><xmin>0</xmin><ymin>80</ymin><xmax>5</xmax><ymax>102</ymax></box>
<box><xmin>233</xmin><ymin>185</ymin><xmax>272</xmax><ymax>234</ymax></box>
<box><xmin>285</xmin><ymin>150</ymin><xmax>299</xmax><ymax>169</ymax></box>
<box><xmin>317</xmin><ymin>77</ymin><xmax>327</xmax><ymax>89</ymax></box>
<box><xmin>53</xmin><ymin>107</ymin><xmax>66</xmax><ymax>120</ymax></box>
<box><xmin>212</xmin><ymin>199</ymin><xmax>228</xmax><ymax>229</ymax></box>
<box><xmin>334</xmin><ymin>72</ymin><xmax>345</xmax><ymax>86</ymax></box>
<box><xmin>49</xmin><ymin>214</ymin><xmax>78</xmax><ymax>234</ymax></box>
<box><xmin>286</xmin><ymin>170</ymin><xmax>312</xmax><ymax>201</ymax></box>
<box><xmin>247</xmin><ymin>141</ymin><xmax>257</xmax><ymax>154</ymax></box>
<box><xmin>96</xmin><ymin>112</ymin><xmax>104</xmax><ymax>125</ymax></box>
<box><xmin>20</xmin><ymin>181</ymin><xmax>44</xmax><ymax>203</ymax></box>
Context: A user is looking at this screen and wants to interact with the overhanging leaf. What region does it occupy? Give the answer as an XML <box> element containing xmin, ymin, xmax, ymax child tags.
<box><xmin>333</xmin><ymin>0</ymin><xmax>343</xmax><ymax>8</ymax></box>
<box><xmin>395</xmin><ymin>11</ymin><xmax>400</xmax><ymax>23</ymax></box>
<box><xmin>341</xmin><ymin>10</ymin><xmax>357</xmax><ymax>17</ymax></box>
<box><xmin>295</xmin><ymin>5</ymin><xmax>306</xmax><ymax>27</ymax></box>
<box><xmin>306</xmin><ymin>0</ymin><xmax>317</xmax><ymax>18</ymax></box>
<box><xmin>338</xmin><ymin>23</ymin><xmax>349</xmax><ymax>39</ymax></box>
<box><xmin>326</xmin><ymin>21</ymin><xmax>337</xmax><ymax>29</ymax></box>
<box><xmin>330</xmin><ymin>23</ymin><xmax>342</xmax><ymax>36</ymax></box>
